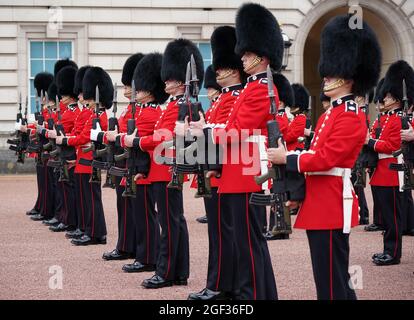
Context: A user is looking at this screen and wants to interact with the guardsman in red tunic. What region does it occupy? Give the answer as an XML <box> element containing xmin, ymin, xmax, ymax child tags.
<box><xmin>285</xmin><ymin>84</ymin><xmax>310</xmax><ymax>151</ymax></box>
<box><xmin>368</xmin><ymin>60</ymin><xmax>414</xmax><ymax>265</ymax></box>
<box><xmin>57</xmin><ymin>67</ymin><xmax>113</xmax><ymax>246</ymax></box>
<box><xmin>64</xmin><ymin>66</ymin><xmax>93</xmax><ymax>240</ymax></box>
<box><xmin>124</xmin><ymin>39</ymin><xmax>204</xmax><ymax>289</ymax></box>
<box><xmin>188</xmin><ymin>3</ymin><xmax>283</xmax><ymax>300</ymax></box>
<box><xmin>365</xmin><ymin>79</ymin><xmax>387</xmax><ymax>232</ymax></box>
<box><xmin>187</xmin><ymin>26</ymin><xmax>245</xmax><ymax>300</ymax></box>
<box><xmin>109</xmin><ymin>53</ymin><xmax>166</xmax><ymax>272</ymax></box>
<box><xmin>25</xmin><ymin>72</ymin><xmax>53</xmax><ymax>218</ymax></box>
<box><xmin>264</xmin><ymin>72</ymin><xmax>294</xmax><ymax>241</ymax></box>
<box><xmin>46</xmin><ymin>65</ymin><xmax>80</xmax><ymax>233</ymax></box>
<box><xmin>100</xmin><ymin>53</ymin><xmax>144</xmax><ymax>261</ymax></box>
<box><xmin>194</xmin><ymin>65</ymin><xmax>222</xmax><ymax>225</ymax></box>
<box><xmin>268</xmin><ymin>15</ymin><xmax>381</xmax><ymax>299</ymax></box>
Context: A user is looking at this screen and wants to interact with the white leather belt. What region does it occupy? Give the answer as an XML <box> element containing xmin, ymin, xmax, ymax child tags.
<box><xmin>378</xmin><ymin>153</ymin><xmax>393</xmax><ymax>160</ymax></box>
<box><xmin>308</xmin><ymin>167</ymin><xmax>353</xmax><ymax>234</ymax></box>
<box><xmin>245</xmin><ymin>135</ymin><xmax>268</xmax><ymax>190</ymax></box>
<box><xmin>397</xmin><ymin>154</ymin><xmax>404</xmax><ymax>192</ymax></box>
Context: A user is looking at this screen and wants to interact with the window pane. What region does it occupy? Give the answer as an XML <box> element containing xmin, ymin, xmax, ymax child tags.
<box><xmin>45</xmin><ymin>42</ymin><xmax>57</xmax><ymax>59</ymax></box>
<box><xmin>30</xmin><ymin>96</ymin><xmax>36</xmax><ymax>114</ymax></box>
<box><xmin>198</xmin><ymin>43</ymin><xmax>211</xmax><ymax>60</ymax></box>
<box><xmin>59</xmin><ymin>42</ymin><xmax>72</xmax><ymax>59</ymax></box>
<box><xmin>31</xmin><ymin>60</ymin><xmax>43</xmax><ymax>77</ymax></box>
<box><xmin>30</xmin><ymin>41</ymin><xmax>43</xmax><ymax>59</ymax></box>
<box><xmin>45</xmin><ymin>60</ymin><xmax>56</xmax><ymax>74</ymax></box>
<box><xmin>30</xmin><ymin>79</ymin><xmax>35</xmax><ymax>96</ymax></box>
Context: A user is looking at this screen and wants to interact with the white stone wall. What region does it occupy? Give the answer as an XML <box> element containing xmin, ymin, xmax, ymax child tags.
<box><xmin>0</xmin><ymin>0</ymin><xmax>413</xmax><ymax>134</ymax></box>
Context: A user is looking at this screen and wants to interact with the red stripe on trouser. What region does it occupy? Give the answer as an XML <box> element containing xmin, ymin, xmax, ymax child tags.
<box><xmin>144</xmin><ymin>186</ymin><xmax>149</xmax><ymax>264</ymax></box>
<box><xmin>44</xmin><ymin>165</ymin><xmax>48</xmax><ymax>216</ymax></box>
<box><xmin>393</xmin><ymin>188</ymin><xmax>398</xmax><ymax>258</ymax></box>
<box><xmin>62</xmin><ymin>182</ymin><xmax>68</xmax><ymax>224</ymax></box>
<box><xmin>165</xmin><ymin>185</ymin><xmax>171</xmax><ymax>279</ymax></box>
<box><xmin>329</xmin><ymin>230</ymin><xmax>333</xmax><ymax>300</ymax></box>
<box><xmin>123</xmin><ymin>197</ymin><xmax>127</xmax><ymax>251</ymax></box>
<box><xmin>215</xmin><ymin>193</ymin><xmax>222</xmax><ymax>291</ymax></box>
<box><xmin>245</xmin><ymin>194</ymin><xmax>256</xmax><ymax>300</ymax></box>
<box><xmin>79</xmin><ymin>176</ymin><xmax>85</xmax><ymax>229</ymax></box>
<box><xmin>91</xmin><ymin>182</ymin><xmax>95</xmax><ymax>237</ymax></box>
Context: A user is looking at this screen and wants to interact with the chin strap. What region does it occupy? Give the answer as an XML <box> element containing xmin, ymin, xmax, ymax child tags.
<box><xmin>324</xmin><ymin>79</ymin><xmax>345</xmax><ymax>92</ymax></box>
<box><xmin>244</xmin><ymin>56</ymin><xmax>263</xmax><ymax>73</ymax></box>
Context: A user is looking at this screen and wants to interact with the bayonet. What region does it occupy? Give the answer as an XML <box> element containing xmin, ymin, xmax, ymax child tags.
<box><xmin>190</xmin><ymin>54</ymin><xmax>199</xmax><ymax>98</ymax></box>
<box><xmin>95</xmin><ymin>85</ymin><xmax>100</xmax><ymax>115</ymax></box>
<box><xmin>266</xmin><ymin>65</ymin><xmax>277</xmax><ymax>115</ymax></box>
<box><xmin>113</xmin><ymin>82</ymin><xmax>118</xmax><ymax>116</ymax></box>
<box><xmin>131</xmin><ymin>80</ymin><xmax>136</xmax><ymax>118</ymax></box>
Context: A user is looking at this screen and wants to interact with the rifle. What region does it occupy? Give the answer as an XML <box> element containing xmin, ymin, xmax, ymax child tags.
<box><xmin>111</xmin><ymin>80</ymin><xmax>149</xmax><ymax>198</ymax></box>
<box><xmin>298</xmin><ymin>96</ymin><xmax>313</xmax><ymax>150</ymax></box>
<box><xmin>7</xmin><ymin>93</ymin><xmax>29</xmax><ymax>163</ymax></box>
<box><xmin>389</xmin><ymin>79</ymin><xmax>414</xmax><ymax>190</ymax></box>
<box><xmin>27</xmin><ymin>91</ymin><xmax>47</xmax><ymax>160</ymax></box>
<box><xmin>82</xmin><ymin>86</ymin><xmax>103</xmax><ymax>184</ymax></box>
<box><xmin>249</xmin><ymin>66</ymin><xmax>292</xmax><ymax>236</ymax></box>
<box><xmin>174</xmin><ymin>55</ymin><xmax>211</xmax><ymax>197</ymax></box>
<box><xmin>95</xmin><ymin>83</ymin><xmax>118</xmax><ymax>189</ymax></box>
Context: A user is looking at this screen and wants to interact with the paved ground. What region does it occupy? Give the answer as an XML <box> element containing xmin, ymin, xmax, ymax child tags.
<box><xmin>0</xmin><ymin>175</ymin><xmax>413</xmax><ymax>300</ymax></box>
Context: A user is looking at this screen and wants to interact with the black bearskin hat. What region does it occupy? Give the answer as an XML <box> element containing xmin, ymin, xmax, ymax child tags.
<box><xmin>235</xmin><ymin>3</ymin><xmax>284</xmax><ymax>71</ymax></box>
<box><xmin>47</xmin><ymin>82</ymin><xmax>60</xmax><ymax>102</ymax></box>
<box><xmin>54</xmin><ymin>59</ymin><xmax>78</xmax><ymax>77</ymax></box>
<box><xmin>292</xmin><ymin>83</ymin><xmax>310</xmax><ymax>112</ymax></box>
<box><xmin>374</xmin><ymin>78</ymin><xmax>385</xmax><ymax>104</ymax></box>
<box><xmin>272</xmin><ymin>73</ymin><xmax>294</xmax><ymax>108</ymax></box>
<box><xmin>133</xmin><ymin>53</ymin><xmax>169</xmax><ymax>105</ymax></box>
<box><xmin>34</xmin><ymin>72</ymin><xmax>53</xmax><ymax>97</ymax></box>
<box><xmin>319</xmin><ymin>15</ymin><xmax>381</xmax><ymax>96</ymax></box>
<box><xmin>82</xmin><ymin>67</ymin><xmax>114</xmax><ymax>109</ymax></box>
<box><xmin>56</xmin><ymin>66</ymin><xmax>77</xmax><ymax>99</ymax></box>
<box><xmin>204</xmin><ymin>65</ymin><xmax>221</xmax><ymax>91</ymax></box>
<box><xmin>382</xmin><ymin>60</ymin><xmax>414</xmax><ymax>105</ymax></box>
<box><xmin>211</xmin><ymin>26</ymin><xmax>243</xmax><ymax>72</ymax></box>
<box><xmin>122</xmin><ymin>53</ymin><xmax>145</xmax><ymax>86</ymax></box>
<box><xmin>161</xmin><ymin>38</ymin><xmax>204</xmax><ymax>87</ymax></box>
<box><xmin>74</xmin><ymin>66</ymin><xmax>92</xmax><ymax>96</ymax></box>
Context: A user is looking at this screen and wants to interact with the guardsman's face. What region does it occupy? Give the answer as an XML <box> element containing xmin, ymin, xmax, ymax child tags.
<box><xmin>136</xmin><ymin>91</ymin><xmax>152</xmax><ymax>103</ymax></box>
<box><xmin>355</xmin><ymin>96</ymin><xmax>365</xmax><ymax>106</ymax></box>
<box><xmin>383</xmin><ymin>93</ymin><xmax>400</xmax><ymax>110</ymax></box>
<box><xmin>83</xmin><ymin>99</ymin><xmax>95</xmax><ymax>109</ymax></box>
<box><xmin>164</xmin><ymin>80</ymin><xmax>184</xmax><ymax>96</ymax></box>
<box><xmin>323</xmin><ymin>77</ymin><xmax>352</xmax><ymax>99</ymax></box>
<box><xmin>78</xmin><ymin>93</ymin><xmax>85</xmax><ymax>105</ymax></box>
<box><xmin>124</xmin><ymin>85</ymin><xmax>132</xmax><ymax>99</ymax></box>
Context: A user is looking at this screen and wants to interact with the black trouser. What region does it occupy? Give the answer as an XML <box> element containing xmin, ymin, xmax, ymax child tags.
<box><xmin>307</xmin><ymin>230</ymin><xmax>357</xmax><ymax>300</ymax></box>
<box><xmin>81</xmin><ymin>173</ymin><xmax>107</xmax><ymax>238</ymax></box>
<box><xmin>53</xmin><ymin>168</ymin><xmax>63</xmax><ymax>221</ymax></box>
<box><xmin>42</xmin><ymin>166</ymin><xmax>56</xmax><ymax>219</ymax></box>
<box><xmin>371</xmin><ymin>186</ymin><xmax>403</xmax><ymax>259</ymax></box>
<box><xmin>204</xmin><ymin>188</ymin><xmax>239</xmax><ymax>293</ymax></box>
<box><xmin>114</xmin><ymin>176</ymin><xmax>136</xmax><ymax>254</ymax></box>
<box><xmin>153</xmin><ymin>182</ymin><xmax>189</xmax><ymax>281</ymax></box>
<box><xmin>401</xmin><ymin>189</ymin><xmax>414</xmax><ymax>232</ymax></box>
<box><xmin>33</xmin><ymin>163</ymin><xmax>43</xmax><ymax>212</ymax></box>
<box><xmin>58</xmin><ymin>167</ymin><xmax>76</xmax><ymax>227</ymax></box>
<box><xmin>354</xmin><ymin>186</ymin><xmax>369</xmax><ymax>222</ymax></box>
<box><xmin>371</xmin><ymin>186</ymin><xmax>383</xmax><ymax>226</ymax></box>
<box><xmin>222</xmin><ymin>193</ymin><xmax>277</xmax><ymax>300</ymax></box>
<box><xmin>74</xmin><ymin>173</ymin><xmax>87</xmax><ymax>231</ymax></box>
<box><xmin>132</xmin><ymin>184</ymin><xmax>159</xmax><ymax>264</ymax></box>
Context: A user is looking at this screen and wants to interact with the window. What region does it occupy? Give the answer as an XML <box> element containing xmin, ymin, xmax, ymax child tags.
<box><xmin>28</xmin><ymin>41</ymin><xmax>73</xmax><ymax>113</ymax></box>
<box><xmin>197</xmin><ymin>42</ymin><xmax>212</xmax><ymax>111</ymax></box>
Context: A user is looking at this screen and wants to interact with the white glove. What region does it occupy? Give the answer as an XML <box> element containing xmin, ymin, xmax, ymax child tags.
<box><xmin>14</xmin><ymin>119</ymin><xmax>22</xmax><ymax>131</ymax></box>
<box><xmin>90</xmin><ymin>122</ymin><xmax>102</xmax><ymax>141</ymax></box>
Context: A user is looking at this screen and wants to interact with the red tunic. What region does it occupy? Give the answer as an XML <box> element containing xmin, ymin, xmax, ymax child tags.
<box><xmin>369</xmin><ymin>110</ymin><xmax>402</xmax><ymax>187</ymax></box>
<box><xmin>118</xmin><ymin>103</ymin><xmax>161</xmax><ymax>185</ymax></box>
<box><xmin>287</xmin><ymin>95</ymin><xmax>366</xmax><ymax>230</ymax></box>
<box><xmin>212</xmin><ymin>72</ymin><xmax>278</xmax><ymax>194</ymax></box>
<box><xmin>276</xmin><ymin>109</ymin><xmax>289</xmax><ymax>138</ymax></box>
<box><xmin>118</xmin><ymin>103</ymin><xmax>133</xmax><ymax>133</ymax></box>
<box><xmin>285</xmin><ymin>113</ymin><xmax>306</xmax><ymax>151</ymax></box>
<box><xmin>191</xmin><ymin>85</ymin><xmax>243</xmax><ymax>189</ymax></box>
<box><xmin>67</xmin><ymin>108</ymin><xmax>107</xmax><ymax>174</ymax></box>
<box><xmin>139</xmin><ymin>96</ymin><xmax>183</xmax><ymax>182</ymax></box>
